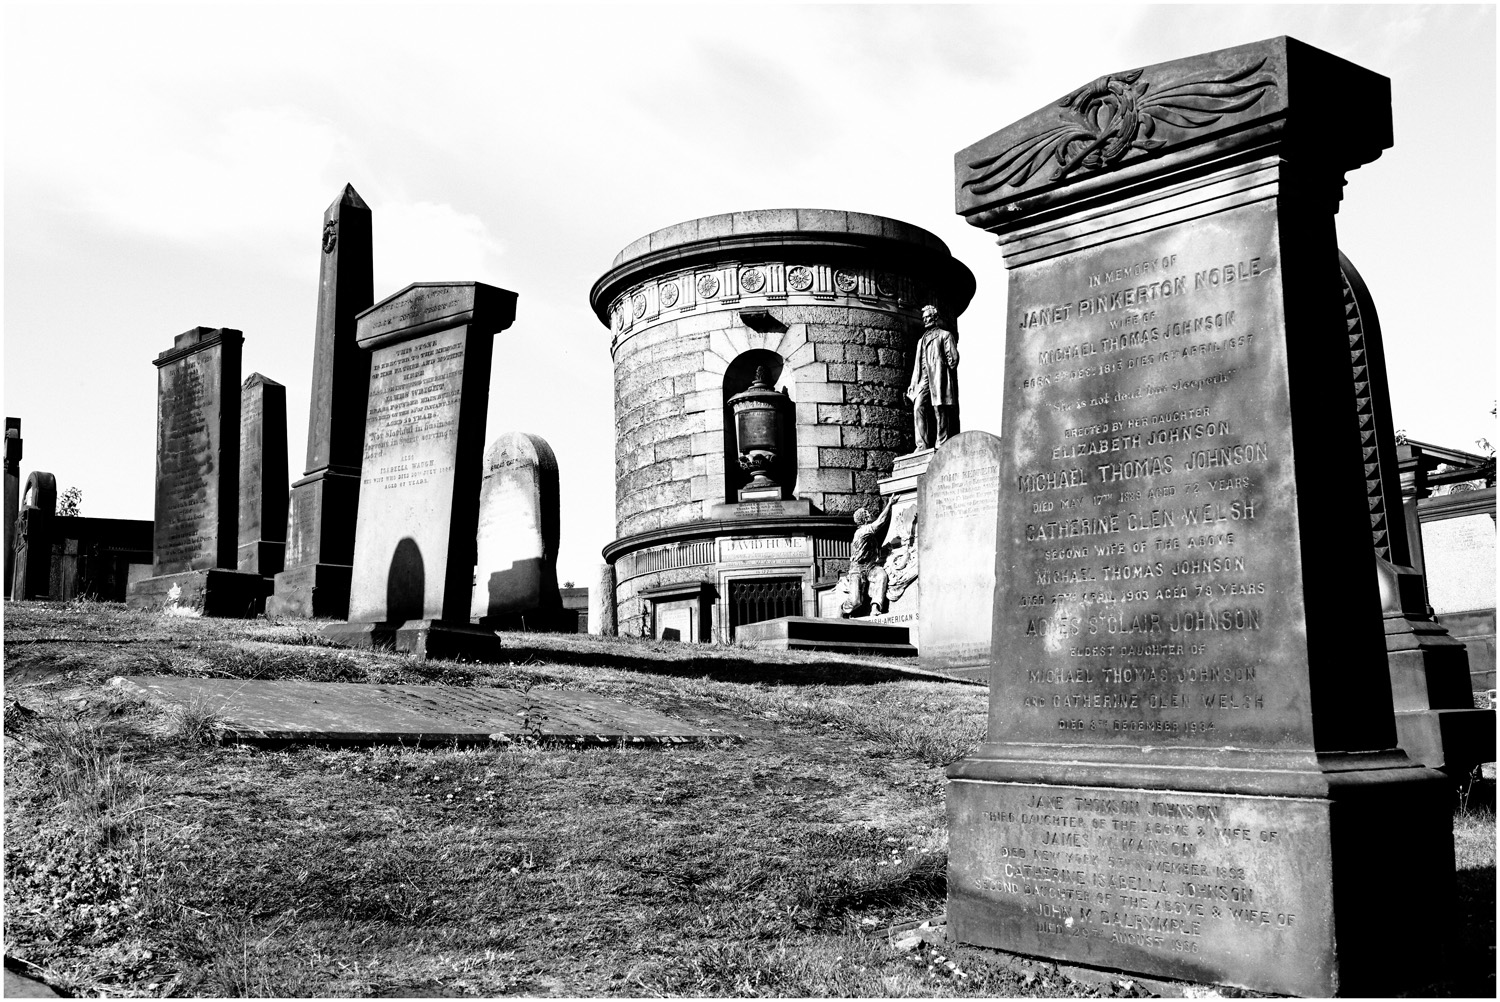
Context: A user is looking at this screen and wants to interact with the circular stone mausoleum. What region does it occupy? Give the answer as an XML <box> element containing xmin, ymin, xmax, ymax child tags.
<box><xmin>591</xmin><ymin>208</ymin><xmax>975</xmax><ymax>642</ymax></box>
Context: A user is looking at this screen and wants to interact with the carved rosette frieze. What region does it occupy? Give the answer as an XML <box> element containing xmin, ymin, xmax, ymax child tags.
<box><xmin>609</xmin><ymin>260</ymin><xmax>931</xmax><ymax>344</ymax></box>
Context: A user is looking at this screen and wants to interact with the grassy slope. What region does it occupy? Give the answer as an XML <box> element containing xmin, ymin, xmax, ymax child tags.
<box><xmin>4</xmin><ymin>600</ymin><xmax>1494</xmax><ymax>998</ymax></box>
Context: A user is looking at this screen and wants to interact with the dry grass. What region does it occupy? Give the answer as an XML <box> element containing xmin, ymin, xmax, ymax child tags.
<box><xmin>3</xmin><ymin>600</ymin><xmax>1493</xmax><ymax>998</ymax></box>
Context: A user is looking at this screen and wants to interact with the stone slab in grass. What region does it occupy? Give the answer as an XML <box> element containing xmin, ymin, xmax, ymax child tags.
<box><xmin>114</xmin><ymin>676</ymin><xmax>738</xmax><ymax>745</ymax></box>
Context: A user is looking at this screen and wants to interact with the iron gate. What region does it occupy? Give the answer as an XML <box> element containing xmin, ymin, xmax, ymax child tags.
<box><xmin>727</xmin><ymin>577</ymin><xmax>803</xmax><ymax>637</ymax></box>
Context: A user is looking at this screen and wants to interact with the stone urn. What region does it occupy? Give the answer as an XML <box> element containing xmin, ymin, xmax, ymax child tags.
<box><xmin>728</xmin><ymin>366</ymin><xmax>785</xmax><ymax>500</ymax></box>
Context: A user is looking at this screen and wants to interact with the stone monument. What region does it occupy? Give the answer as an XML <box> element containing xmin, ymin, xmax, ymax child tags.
<box><xmin>1336</xmin><ymin>253</ymin><xmax>1494</xmax><ymax>773</ymax></box>
<box><xmin>471</xmin><ymin>431</ymin><xmax>566</xmax><ymax>631</ymax></box>
<box><xmin>324</xmin><ymin>282</ymin><xmax>517</xmax><ymax>659</ymax></box>
<box><xmin>590</xmin><ymin>562</ymin><xmax>617</xmax><ymax>636</ymax></box>
<box><xmin>11</xmin><ymin>471</ymin><xmax>55</xmax><ymax>600</ymax></box>
<box><xmin>126</xmin><ymin>327</ymin><xmax>267</xmax><ymax>616</ymax></box>
<box><xmin>917</xmin><ymin>430</ymin><xmax>1002</xmax><ymax>680</ymax></box>
<box><xmin>945</xmin><ymin>38</ymin><xmax>1453</xmax><ymax>997</ymax></box>
<box><xmin>268</xmin><ymin>184</ymin><xmax>374</xmax><ymax>618</ymax></box>
<box><xmin>237</xmin><ymin>373</ymin><xmax>288</xmax><ymax>579</ymax></box>
<box><xmin>4</xmin><ymin>417</ymin><xmax>20</xmax><ymax>598</ymax></box>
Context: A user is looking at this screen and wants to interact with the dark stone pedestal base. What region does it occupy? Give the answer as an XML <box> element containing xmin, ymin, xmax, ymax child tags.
<box><xmin>267</xmin><ymin>563</ymin><xmax>353</xmax><ymax>619</ymax></box>
<box><xmin>126</xmin><ymin>569</ymin><xmax>270</xmax><ymax>618</ymax></box>
<box><xmin>735</xmin><ymin>616</ymin><xmax>917</xmax><ymax>656</ymax></box>
<box><xmin>947</xmin><ymin>766</ymin><xmax>1453</xmax><ymax>997</ymax></box>
<box><xmin>237</xmin><ymin>540</ymin><xmax>285</xmax><ymax>578</ymax></box>
<box><xmin>1395</xmin><ymin>707</ymin><xmax>1497</xmax><ymax>776</ymax></box>
<box><xmin>323</xmin><ymin>619</ymin><xmax>502</xmax><ymax>662</ymax></box>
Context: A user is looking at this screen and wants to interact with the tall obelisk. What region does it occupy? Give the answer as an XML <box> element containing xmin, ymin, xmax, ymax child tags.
<box><xmin>267</xmin><ymin>184</ymin><xmax>374</xmax><ymax>618</ymax></box>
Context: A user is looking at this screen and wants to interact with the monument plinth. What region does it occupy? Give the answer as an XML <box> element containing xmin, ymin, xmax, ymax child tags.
<box><xmin>945</xmin><ymin>38</ymin><xmax>1453</xmax><ymax>997</ymax></box>
<box><xmin>126</xmin><ymin>327</ymin><xmax>267</xmax><ymax>617</ymax></box>
<box><xmin>324</xmin><ymin>281</ymin><xmax>517</xmax><ymax>660</ymax></box>
<box><xmin>268</xmin><ymin>184</ymin><xmax>373</xmax><ymax>619</ymax></box>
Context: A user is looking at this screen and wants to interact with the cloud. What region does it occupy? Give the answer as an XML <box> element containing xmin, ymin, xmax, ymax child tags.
<box><xmin>370</xmin><ymin>199</ymin><xmax>507</xmax><ymax>294</ymax></box>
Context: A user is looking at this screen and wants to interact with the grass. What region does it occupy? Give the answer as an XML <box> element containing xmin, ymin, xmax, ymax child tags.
<box><xmin>3</xmin><ymin>600</ymin><xmax>1494</xmax><ymax>998</ymax></box>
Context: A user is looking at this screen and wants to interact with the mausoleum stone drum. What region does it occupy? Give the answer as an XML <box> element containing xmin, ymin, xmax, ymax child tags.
<box><xmin>589</xmin><ymin>209</ymin><xmax>975</xmax><ymax>641</ymax></box>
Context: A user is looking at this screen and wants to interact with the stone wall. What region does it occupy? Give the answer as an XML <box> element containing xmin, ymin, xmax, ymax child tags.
<box><xmin>611</xmin><ymin>299</ymin><xmax>920</xmax><ymax>538</ymax></box>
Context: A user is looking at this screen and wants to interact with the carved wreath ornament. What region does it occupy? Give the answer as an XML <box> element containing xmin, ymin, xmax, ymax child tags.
<box><xmin>963</xmin><ymin>58</ymin><xmax>1276</xmax><ymax>196</ymax></box>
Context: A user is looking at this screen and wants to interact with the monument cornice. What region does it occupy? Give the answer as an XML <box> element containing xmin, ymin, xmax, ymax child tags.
<box><xmin>602</xmin><ymin>514</ymin><xmax>854</xmax><ymax>563</ymax></box>
<box><xmin>590</xmin><ymin>208</ymin><xmax>976</xmax><ymax>327</ymax></box>
<box><xmin>154</xmin><ymin>327</ymin><xmax>243</xmax><ymax>367</ymax></box>
<box><xmin>356</xmin><ymin>281</ymin><xmax>518</xmax><ymax>350</ymax></box>
<box><xmin>955</xmin><ymin>36</ymin><xmax>1391</xmax><ymax>231</ymax></box>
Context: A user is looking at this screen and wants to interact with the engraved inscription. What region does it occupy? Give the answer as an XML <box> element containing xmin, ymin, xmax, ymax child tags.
<box><xmin>155</xmin><ymin>351</ymin><xmax>221</xmax><ymax>572</ymax></box>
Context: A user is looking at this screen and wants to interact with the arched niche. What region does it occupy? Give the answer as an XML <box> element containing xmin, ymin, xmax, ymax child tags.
<box><xmin>721</xmin><ymin>349</ymin><xmax>797</xmax><ymax>503</ymax></box>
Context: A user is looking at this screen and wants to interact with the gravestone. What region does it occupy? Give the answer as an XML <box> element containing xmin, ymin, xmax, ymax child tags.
<box><xmin>237</xmin><ymin>373</ymin><xmax>288</xmax><ymax>578</ymax></box>
<box><xmin>945</xmin><ymin>38</ymin><xmax>1453</xmax><ymax>997</ymax></box>
<box><xmin>324</xmin><ymin>282</ymin><xmax>517</xmax><ymax>660</ymax></box>
<box><xmin>591</xmin><ymin>562</ymin><xmax>617</xmax><ymax>635</ymax></box>
<box><xmin>4</xmin><ymin>417</ymin><xmax>20</xmax><ymax>598</ymax></box>
<box><xmin>268</xmin><ymin>184</ymin><xmax>374</xmax><ymax>618</ymax></box>
<box><xmin>471</xmin><ymin>432</ymin><xmax>566</xmax><ymax>630</ymax></box>
<box><xmin>1336</xmin><ymin>253</ymin><xmax>1493</xmax><ymax>773</ymax></box>
<box><xmin>114</xmin><ymin>676</ymin><xmax>734</xmax><ymax>745</ymax></box>
<box><xmin>11</xmin><ymin>471</ymin><xmax>56</xmax><ymax>600</ymax></box>
<box><xmin>918</xmin><ymin>430</ymin><xmax>1002</xmax><ymax>679</ymax></box>
<box><xmin>125</xmin><ymin>327</ymin><xmax>266</xmax><ymax>616</ymax></box>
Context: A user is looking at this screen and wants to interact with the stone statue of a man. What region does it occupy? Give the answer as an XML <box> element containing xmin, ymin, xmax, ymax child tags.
<box><xmin>840</xmin><ymin>497</ymin><xmax>895</xmax><ymax>618</ymax></box>
<box><xmin>907</xmin><ymin>304</ymin><xmax>960</xmax><ymax>450</ymax></box>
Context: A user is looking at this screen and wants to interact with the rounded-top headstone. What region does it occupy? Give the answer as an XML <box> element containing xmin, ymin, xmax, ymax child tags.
<box><xmin>471</xmin><ymin>432</ymin><xmax>562</xmax><ymax>624</ymax></box>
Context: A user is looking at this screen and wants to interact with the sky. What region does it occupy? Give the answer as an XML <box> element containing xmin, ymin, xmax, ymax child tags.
<box><xmin>5</xmin><ymin>3</ymin><xmax>1495</xmax><ymax>589</ymax></box>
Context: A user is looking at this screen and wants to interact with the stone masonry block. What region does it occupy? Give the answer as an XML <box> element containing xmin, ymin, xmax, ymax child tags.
<box><xmin>689</xmin><ymin>475</ymin><xmax>712</xmax><ymax>499</ymax></box>
<box><xmin>675</xmin><ymin>310</ymin><xmax>737</xmax><ymax>337</ymax></box>
<box><xmin>841</xmin><ymin>426</ymin><xmax>905</xmax><ymax>450</ymax></box>
<box><xmin>794</xmin><ymin>380</ymin><xmax>842</xmax><ymax>403</ymax></box>
<box><xmin>854</xmin><ymin>470</ymin><xmax>881</xmax><ymax>494</ymax></box>
<box><xmin>861</xmin><ymin>405</ymin><xmax>906</xmax><ymax>428</ymax></box>
<box><xmin>798</xmin><ymin>468</ymin><xmax>853</xmax><ymax>492</ymax></box>
<box><xmin>780</xmin><ymin>325</ymin><xmax>808</xmax><ymax>356</ymax></box>
<box><xmin>865</xmin><ymin>449</ymin><xmax>898</xmax><ymax>473</ymax></box>
<box><xmin>654</xmin><ymin>435</ymin><xmax>692</xmax><ymax>462</ymax></box>
<box><xmin>844</xmin><ymin>343</ymin><xmax>879</xmax><ymax>364</ymax></box>
<box><xmin>785</xmin><ymin>341</ymin><xmax>816</xmax><ymax>368</ymax></box>
<box><xmin>816</xmin><ymin>403</ymin><xmax>860</xmax><ymax>424</ymax></box>
<box><xmin>795</xmin><ymin>402</ymin><xmax>821</xmax><ymax>426</ymax></box>
<box><xmin>797</xmin><ymin>445</ymin><xmax>821</xmax><ymax>470</ymax></box>
<box><xmin>702</xmin><ymin>407</ymin><xmax>724</xmax><ymax>431</ymax></box>
<box><xmin>701</xmin><ymin>351</ymin><xmax>729</xmax><ymax>375</ymax></box>
<box><xmin>862</xmin><ymin>327</ymin><xmax>908</xmax><ymax>348</ymax></box>
<box><xmin>819</xmin><ymin>447</ymin><xmax>866</xmax><ymax>469</ymax></box>
<box><xmin>691</xmin><ymin>431</ymin><xmax>717</xmax><ymax>456</ymax></box>
<box><xmin>798</xmin><ymin>491</ymin><xmax>827</xmax><ymax>509</ymax></box>
<box><xmin>799</xmin><ymin>423</ymin><xmax>842</xmax><ymax>447</ymax></box>
<box><xmin>826</xmin><ymin>362</ymin><xmax>857</xmax><ymax>382</ymax></box>
<box><xmin>844</xmin><ymin>383</ymin><xmax>905</xmax><ymax>406</ymax></box>
<box><xmin>806</xmin><ymin>323</ymin><xmax>862</xmax><ymax>345</ymax></box>
<box><xmin>814</xmin><ymin>343</ymin><xmax>845</xmax><ymax>362</ymax></box>
<box><xmin>857</xmin><ymin>364</ymin><xmax>902</xmax><ymax>384</ymax></box>
<box><xmin>683</xmin><ymin>388</ymin><xmax>720</xmax><ymax>413</ymax></box>
<box><xmin>877</xmin><ymin>348</ymin><xmax>907</xmax><ymax>368</ymax></box>
<box><xmin>776</xmin><ymin>305</ymin><xmax>854</xmax><ymax>326</ymax></box>
<box><xmin>789</xmin><ymin>360</ymin><xmax>828</xmax><ymax>384</ymax></box>
<box><xmin>708</xmin><ymin>327</ymin><xmax>749</xmax><ymax>364</ymax></box>
<box><xmin>705</xmin><ymin>451</ymin><xmax>726</xmax><ymax>475</ymax></box>
<box><xmin>821</xmin><ymin>492</ymin><xmax>861</xmax><ymax>515</ymax></box>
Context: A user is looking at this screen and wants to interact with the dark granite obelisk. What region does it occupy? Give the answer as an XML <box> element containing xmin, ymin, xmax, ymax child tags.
<box><xmin>945</xmin><ymin>38</ymin><xmax>1454</xmax><ymax>997</ymax></box>
<box><xmin>126</xmin><ymin>327</ymin><xmax>267</xmax><ymax>616</ymax></box>
<box><xmin>267</xmin><ymin>184</ymin><xmax>373</xmax><ymax>618</ymax></box>
<box><xmin>238</xmin><ymin>373</ymin><xmax>289</xmax><ymax>578</ymax></box>
<box><xmin>324</xmin><ymin>282</ymin><xmax>517</xmax><ymax>660</ymax></box>
<box><xmin>4</xmin><ymin>417</ymin><xmax>21</xmax><ymax>598</ymax></box>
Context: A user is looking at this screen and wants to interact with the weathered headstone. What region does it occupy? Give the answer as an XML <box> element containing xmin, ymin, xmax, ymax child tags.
<box><xmin>126</xmin><ymin>327</ymin><xmax>267</xmax><ymax>616</ymax></box>
<box><xmin>590</xmin><ymin>562</ymin><xmax>617</xmax><ymax>635</ymax></box>
<box><xmin>471</xmin><ymin>432</ymin><xmax>566</xmax><ymax>630</ymax></box>
<box><xmin>1336</xmin><ymin>253</ymin><xmax>1493</xmax><ymax>772</ymax></box>
<box><xmin>324</xmin><ymin>282</ymin><xmax>517</xmax><ymax>659</ymax></box>
<box><xmin>4</xmin><ymin>417</ymin><xmax>20</xmax><ymax>598</ymax></box>
<box><xmin>945</xmin><ymin>38</ymin><xmax>1453</xmax><ymax>997</ymax></box>
<box><xmin>237</xmin><ymin>373</ymin><xmax>288</xmax><ymax>578</ymax></box>
<box><xmin>918</xmin><ymin>430</ymin><xmax>1002</xmax><ymax>679</ymax></box>
<box><xmin>11</xmin><ymin>471</ymin><xmax>55</xmax><ymax>600</ymax></box>
<box><xmin>114</xmin><ymin>676</ymin><xmax>734</xmax><ymax>745</ymax></box>
<box><xmin>268</xmin><ymin>184</ymin><xmax>374</xmax><ymax>618</ymax></box>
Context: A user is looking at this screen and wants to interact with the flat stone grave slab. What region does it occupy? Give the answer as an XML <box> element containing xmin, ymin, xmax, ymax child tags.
<box><xmin>115</xmin><ymin>676</ymin><xmax>739</xmax><ymax>745</ymax></box>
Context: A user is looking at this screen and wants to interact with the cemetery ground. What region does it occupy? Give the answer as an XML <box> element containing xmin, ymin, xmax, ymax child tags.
<box><xmin>3</xmin><ymin>602</ymin><xmax>1494</xmax><ymax>999</ymax></box>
